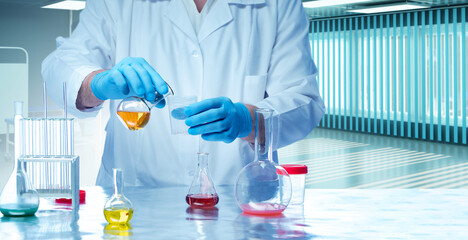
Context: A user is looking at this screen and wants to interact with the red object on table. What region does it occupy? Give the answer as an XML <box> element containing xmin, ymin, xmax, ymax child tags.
<box><xmin>280</xmin><ymin>164</ymin><xmax>308</xmax><ymax>175</ymax></box>
<box><xmin>55</xmin><ymin>190</ymin><xmax>86</xmax><ymax>204</ymax></box>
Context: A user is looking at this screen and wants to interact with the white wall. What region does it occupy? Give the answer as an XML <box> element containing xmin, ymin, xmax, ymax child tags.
<box><xmin>0</xmin><ymin>3</ymin><xmax>106</xmax><ymax>188</ymax></box>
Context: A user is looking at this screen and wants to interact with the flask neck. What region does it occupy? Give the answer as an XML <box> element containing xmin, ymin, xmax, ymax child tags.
<box><xmin>145</xmin><ymin>84</ymin><xmax>174</xmax><ymax>109</ymax></box>
<box><xmin>13</xmin><ymin>103</ymin><xmax>23</xmax><ymax>174</ymax></box>
<box><xmin>113</xmin><ymin>169</ymin><xmax>125</xmax><ymax>196</ymax></box>
<box><xmin>198</xmin><ymin>153</ymin><xmax>209</xmax><ymax>168</ymax></box>
<box><xmin>186</xmin><ymin>153</ymin><xmax>216</xmax><ymax>196</ymax></box>
<box><xmin>255</xmin><ymin>109</ymin><xmax>274</xmax><ymax>163</ymax></box>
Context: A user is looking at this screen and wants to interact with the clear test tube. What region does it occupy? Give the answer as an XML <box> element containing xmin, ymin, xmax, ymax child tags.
<box><xmin>62</xmin><ymin>118</ymin><xmax>67</xmax><ymax>155</ymax></box>
<box><xmin>51</xmin><ymin>161</ymin><xmax>54</xmax><ymax>190</ymax></box>
<box><xmin>56</xmin><ymin>162</ymin><xmax>60</xmax><ymax>190</ymax></box>
<box><xmin>23</xmin><ymin>118</ymin><xmax>28</xmax><ymax>156</ymax></box>
<box><xmin>59</xmin><ymin>119</ymin><xmax>65</xmax><ymax>156</ymax></box>
<box><xmin>20</xmin><ymin>119</ymin><xmax>26</xmax><ymax>156</ymax></box>
<box><xmin>19</xmin><ymin>118</ymin><xmax>24</xmax><ymax>156</ymax></box>
<box><xmin>66</xmin><ymin>118</ymin><xmax>74</xmax><ymax>155</ymax></box>
<box><xmin>32</xmin><ymin>119</ymin><xmax>38</xmax><ymax>156</ymax></box>
<box><xmin>59</xmin><ymin>162</ymin><xmax>63</xmax><ymax>190</ymax></box>
<box><xmin>37</xmin><ymin>161</ymin><xmax>40</xmax><ymax>190</ymax></box>
<box><xmin>52</xmin><ymin>118</ymin><xmax>57</xmax><ymax>156</ymax></box>
<box><xmin>44</xmin><ymin>118</ymin><xmax>48</xmax><ymax>156</ymax></box>
<box><xmin>51</xmin><ymin>161</ymin><xmax>55</xmax><ymax>190</ymax></box>
<box><xmin>27</xmin><ymin>118</ymin><xmax>32</xmax><ymax>156</ymax></box>
<box><xmin>58</xmin><ymin>118</ymin><xmax>63</xmax><ymax>156</ymax></box>
<box><xmin>50</xmin><ymin>119</ymin><xmax>55</xmax><ymax>156</ymax></box>
<box><xmin>32</xmin><ymin>162</ymin><xmax>36</xmax><ymax>188</ymax></box>
<box><xmin>42</xmin><ymin>161</ymin><xmax>45</xmax><ymax>192</ymax></box>
<box><xmin>53</xmin><ymin>118</ymin><xmax>60</xmax><ymax>156</ymax></box>
<box><xmin>54</xmin><ymin>161</ymin><xmax>57</xmax><ymax>190</ymax></box>
<box><xmin>45</xmin><ymin>161</ymin><xmax>48</xmax><ymax>190</ymax></box>
<box><xmin>67</xmin><ymin>161</ymin><xmax>70</xmax><ymax>190</ymax></box>
<box><xmin>25</xmin><ymin>119</ymin><xmax>34</xmax><ymax>156</ymax></box>
<box><xmin>21</xmin><ymin>118</ymin><xmax>25</xmax><ymax>156</ymax></box>
<box><xmin>49</xmin><ymin>162</ymin><xmax>55</xmax><ymax>191</ymax></box>
<box><xmin>46</xmin><ymin>119</ymin><xmax>51</xmax><ymax>156</ymax></box>
<box><xmin>30</xmin><ymin>119</ymin><xmax>35</xmax><ymax>156</ymax></box>
<box><xmin>47</xmin><ymin>161</ymin><xmax>51</xmax><ymax>192</ymax></box>
<box><xmin>43</xmin><ymin>161</ymin><xmax>46</xmax><ymax>190</ymax></box>
<box><xmin>33</xmin><ymin>118</ymin><xmax>38</xmax><ymax>156</ymax></box>
<box><xmin>42</xmin><ymin>118</ymin><xmax>48</xmax><ymax>156</ymax></box>
<box><xmin>38</xmin><ymin>118</ymin><xmax>45</xmax><ymax>156</ymax></box>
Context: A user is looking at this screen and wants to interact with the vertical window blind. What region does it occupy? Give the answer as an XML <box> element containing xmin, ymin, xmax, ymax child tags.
<box><xmin>310</xmin><ymin>7</ymin><xmax>468</xmax><ymax>145</ymax></box>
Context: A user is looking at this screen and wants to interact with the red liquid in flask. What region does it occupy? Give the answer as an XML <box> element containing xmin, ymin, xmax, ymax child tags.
<box><xmin>241</xmin><ymin>203</ymin><xmax>286</xmax><ymax>216</ymax></box>
<box><xmin>186</xmin><ymin>194</ymin><xmax>219</xmax><ymax>208</ymax></box>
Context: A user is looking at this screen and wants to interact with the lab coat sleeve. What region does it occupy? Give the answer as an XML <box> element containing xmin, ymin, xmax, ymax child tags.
<box><xmin>254</xmin><ymin>0</ymin><xmax>325</xmax><ymax>149</ymax></box>
<box><xmin>41</xmin><ymin>0</ymin><xmax>115</xmax><ymax>118</ymax></box>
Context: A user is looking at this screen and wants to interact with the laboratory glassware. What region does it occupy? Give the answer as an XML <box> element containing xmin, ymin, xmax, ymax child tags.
<box><xmin>20</xmin><ymin>82</ymin><xmax>80</xmax><ymax>208</ymax></box>
<box><xmin>185</xmin><ymin>153</ymin><xmax>219</xmax><ymax>208</ymax></box>
<box><xmin>117</xmin><ymin>83</ymin><xmax>174</xmax><ymax>131</ymax></box>
<box><xmin>168</xmin><ymin>96</ymin><xmax>197</xmax><ymax>134</ymax></box>
<box><xmin>234</xmin><ymin>108</ymin><xmax>292</xmax><ymax>215</ymax></box>
<box><xmin>281</xmin><ymin>164</ymin><xmax>307</xmax><ymax>205</ymax></box>
<box><xmin>104</xmin><ymin>168</ymin><xmax>134</xmax><ymax>224</ymax></box>
<box><xmin>0</xmin><ymin>102</ymin><xmax>40</xmax><ymax>217</ymax></box>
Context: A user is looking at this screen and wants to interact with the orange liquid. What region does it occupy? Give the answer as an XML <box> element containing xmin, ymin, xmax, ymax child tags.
<box><xmin>117</xmin><ymin>111</ymin><xmax>150</xmax><ymax>130</ymax></box>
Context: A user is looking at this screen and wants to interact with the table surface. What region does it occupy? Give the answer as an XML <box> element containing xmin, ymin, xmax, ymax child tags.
<box><xmin>1</xmin><ymin>186</ymin><xmax>468</xmax><ymax>239</ymax></box>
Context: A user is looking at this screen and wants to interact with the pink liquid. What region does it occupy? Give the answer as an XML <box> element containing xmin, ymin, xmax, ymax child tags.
<box><xmin>240</xmin><ymin>203</ymin><xmax>287</xmax><ymax>216</ymax></box>
<box><xmin>186</xmin><ymin>194</ymin><xmax>219</xmax><ymax>208</ymax></box>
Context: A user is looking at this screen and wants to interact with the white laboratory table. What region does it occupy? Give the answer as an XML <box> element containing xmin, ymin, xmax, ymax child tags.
<box><xmin>0</xmin><ymin>186</ymin><xmax>467</xmax><ymax>239</ymax></box>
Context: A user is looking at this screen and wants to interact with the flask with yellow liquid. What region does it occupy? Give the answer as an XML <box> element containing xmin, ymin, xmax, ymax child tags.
<box><xmin>104</xmin><ymin>168</ymin><xmax>134</xmax><ymax>224</ymax></box>
<box><xmin>116</xmin><ymin>83</ymin><xmax>174</xmax><ymax>130</ymax></box>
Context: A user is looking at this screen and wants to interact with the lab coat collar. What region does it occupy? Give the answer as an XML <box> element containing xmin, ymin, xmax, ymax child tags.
<box><xmin>197</xmin><ymin>0</ymin><xmax>266</xmax><ymax>42</ymax></box>
<box><xmin>197</xmin><ymin>0</ymin><xmax>233</xmax><ymax>42</ymax></box>
<box><xmin>164</xmin><ymin>0</ymin><xmax>198</xmax><ymax>43</ymax></box>
<box><xmin>164</xmin><ymin>0</ymin><xmax>265</xmax><ymax>43</ymax></box>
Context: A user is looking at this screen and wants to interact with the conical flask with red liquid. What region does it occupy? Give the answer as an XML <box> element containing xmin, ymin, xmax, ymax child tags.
<box><xmin>235</xmin><ymin>108</ymin><xmax>292</xmax><ymax>215</ymax></box>
<box><xmin>185</xmin><ymin>153</ymin><xmax>219</xmax><ymax>208</ymax></box>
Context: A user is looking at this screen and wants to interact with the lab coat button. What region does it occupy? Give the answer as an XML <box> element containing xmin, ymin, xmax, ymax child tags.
<box><xmin>191</xmin><ymin>51</ymin><xmax>199</xmax><ymax>57</ymax></box>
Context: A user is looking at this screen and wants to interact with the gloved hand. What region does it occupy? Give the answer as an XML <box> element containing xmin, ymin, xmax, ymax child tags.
<box><xmin>184</xmin><ymin>97</ymin><xmax>252</xmax><ymax>143</ymax></box>
<box><xmin>90</xmin><ymin>57</ymin><xmax>168</xmax><ymax>106</ymax></box>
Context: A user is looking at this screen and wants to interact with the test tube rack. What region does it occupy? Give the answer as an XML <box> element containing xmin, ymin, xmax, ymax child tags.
<box><xmin>16</xmin><ymin>117</ymin><xmax>80</xmax><ymax>210</ymax></box>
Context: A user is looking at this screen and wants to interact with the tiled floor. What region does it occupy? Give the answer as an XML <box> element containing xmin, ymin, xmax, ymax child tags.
<box><xmin>2</xmin><ymin>128</ymin><xmax>467</xmax><ymax>190</ymax></box>
<box><xmin>278</xmin><ymin>128</ymin><xmax>468</xmax><ymax>189</ymax></box>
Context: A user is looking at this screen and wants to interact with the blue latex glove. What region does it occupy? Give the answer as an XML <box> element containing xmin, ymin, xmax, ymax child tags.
<box><xmin>90</xmin><ymin>57</ymin><xmax>168</xmax><ymax>106</ymax></box>
<box><xmin>184</xmin><ymin>97</ymin><xmax>252</xmax><ymax>143</ymax></box>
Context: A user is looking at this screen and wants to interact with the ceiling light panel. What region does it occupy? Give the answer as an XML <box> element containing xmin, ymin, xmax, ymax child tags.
<box><xmin>303</xmin><ymin>0</ymin><xmax>373</xmax><ymax>9</ymax></box>
<box><xmin>42</xmin><ymin>0</ymin><xmax>85</xmax><ymax>10</ymax></box>
<box><xmin>347</xmin><ymin>3</ymin><xmax>429</xmax><ymax>14</ymax></box>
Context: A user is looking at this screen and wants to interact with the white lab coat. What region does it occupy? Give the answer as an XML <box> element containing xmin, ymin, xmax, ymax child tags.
<box><xmin>42</xmin><ymin>0</ymin><xmax>325</xmax><ymax>187</ymax></box>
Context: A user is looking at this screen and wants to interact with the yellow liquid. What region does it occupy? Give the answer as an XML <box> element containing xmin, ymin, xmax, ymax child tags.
<box><xmin>104</xmin><ymin>223</ymin><xmax>133</xmax><ymax>236</ymax></box>
<box><xmin>104</xmin><ymin>208</ymin><xmax>134</xmax><ymax>224</ymax></box>
<box><xmin>117</xmin><ymin>111</ymin><xmax>150</xmax><ymax>130</ymax></box>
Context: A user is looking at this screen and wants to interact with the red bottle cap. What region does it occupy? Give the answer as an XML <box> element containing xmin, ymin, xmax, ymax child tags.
<box><xmin>280</xmin><ymin>164</ymin><xmax>308</xmax><ymax>175</ymax></box>
<box><xmin>55</xmin><ymin>190</ymin><xmax>86</xmax><ymax>204</ymax></box>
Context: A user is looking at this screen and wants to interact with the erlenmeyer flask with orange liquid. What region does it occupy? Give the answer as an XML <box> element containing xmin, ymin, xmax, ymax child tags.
<box><xmin>116</xmin><ymin>83</ymin><xmax>174</xmax><ymax>130</ymax></box>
